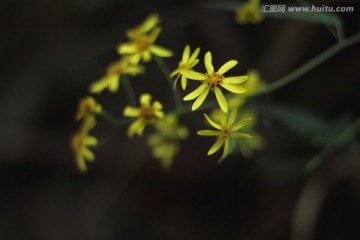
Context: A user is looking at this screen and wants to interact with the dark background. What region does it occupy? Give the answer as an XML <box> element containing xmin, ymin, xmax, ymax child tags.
<box><xmin>0</xmin><ymin>0</ymin><xmax>359</xmax><ymax>239</ymax></box>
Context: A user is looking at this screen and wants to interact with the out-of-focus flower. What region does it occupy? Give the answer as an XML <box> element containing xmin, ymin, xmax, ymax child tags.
<box><xmin>126</xmin><ymin>13</ymin><xmax>160</xmax><ymax>40</ymax></box>
<box><xmin>123</xmin><ymin>93</ymin><xmax>164</xmax><ymax>137</ymax></box>
<box><xmin>170</xmin><ymin>45</ymin><xmax>200</xmax><ymax>90</ymax></box>
<box><xmin>118</xmin><ymin>27</ymin><xmax>173</xmax><ymax>64</ymax></box>
<box><xmin>75</xmin><ymin>96</ymin><xmax>102</xmax><ymax>121</ymax></box>
<box><xmin>89</xmin><ymin>57</ymin><xmax>144</xmax><ymax>94</ymax></box>
<box><xmin>235</xmin><ymin>0</ymin><xmax>263</xmax><ymax>25</ymax></box>
<box><xmin>241</xmin><ymin>69</ymin><xmax>266</xmax><ymax>96</ymax></box>
<box><xmin>183</xmin><ymin>51</ymin><xmax>248</xmax><ymax>113</ymax></box>
<box><xmin>71</xmin><ymin>116</ymin><xmax>98</xmax><ymax>173</ymax></box>
<box><xmin>197</xmin><ymin>109</ymin><xmax>252</xmax><ymax>159</ymax></box>
<box><xmin>147</xmin><ymin>114</ymin><xmax>188</xmax><ymax>170</ymax></box>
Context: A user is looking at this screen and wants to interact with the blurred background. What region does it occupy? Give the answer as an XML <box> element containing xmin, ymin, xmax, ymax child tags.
<box><xmin>0</xmin><ymin>0</ymin><xmax>359</xmax><ymax>239</ymax></box>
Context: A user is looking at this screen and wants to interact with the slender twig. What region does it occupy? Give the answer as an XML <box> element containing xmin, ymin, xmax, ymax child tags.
<box><xmin>122</xmin><ymin>75</ymin><xmax>137</xmax><ymax>106</ymax></box>
<box><xmin>97</xmin><ymin>110</ymin><xmax>133</xmax><ymax>127</ymax></box>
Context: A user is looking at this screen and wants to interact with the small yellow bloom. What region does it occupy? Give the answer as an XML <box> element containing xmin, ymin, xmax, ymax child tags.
<box><xmin>89</xmin><ymin>57</ymin><xmax>144</xmax><ymax>94</ymax></box>
<box><xmin>198</xmin><ymin>109</ymin><xmax>252</xmax><ymax>159</ymax></box>
<box><xmin>75</xmin><ymin>96</ymin><xmax>102</xmax><ymax>121</ymax></box>
<box><xmin>170</xmin><ymin>45</ymin><xmax>200</xmax><ymax>90</ymax></box>
<box><xmin>123</xmin><ymin>93</ymin><xmax>164</xmax><ymax>137</ymax></box>
<box><xmin>241</xmin><ymin>69</ymin><xmax>266</xmax><ymax>96</ymax></box>
<box><xmin>183</xmin><ymin>51</ymin><xmax>248</xmax><ymax>113</ymax></box>
<box><xmin>147</xmin><ymin>114</ymin><xmax>188</xmax><ymax>170</ymax></box>
<box><xmin>235</xmin><ymin>0</ymin><xmax>263</xmax><ymax>25</ymax></box>
<box><xmin>71</xmin><ymin>116</ymin><xmax>98</xmax><ymax>173</ymax></box>
<box><xmin>126</xmin><ymin>13</ymin><xmax>160</xmax><ymax>40</ymax></box>
<box><xmin>118</xmin><ymin>27</ymin><xmax>173</xmax><ymax>64</ymax></box>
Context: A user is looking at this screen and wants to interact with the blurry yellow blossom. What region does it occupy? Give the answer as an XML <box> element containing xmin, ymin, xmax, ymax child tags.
<box><xmin>123</xmin><ymin>93</ymin><xmax>164</xmax><ymax>137</ymax></box>
<box><xmin>75</xmin><ymin>96</ymin><xmax>102</xmax><ymax>121</ymax></box>
<box><xmin>126</xmin><ymin>13</ymin><xmax>160</xmax><ymax>40</ymax></box>
<box><xmin>241</xmin><ymin>69</ymin><xmax>266</xmax><ymax>96</ymax></box>
<box><xmin>183</xmin><ymin>51</ymin><xmax>248</xmax><ymax>113</ymax></box>
<box><xmin>198</xmin><ymin>109</ymin><xmax>252</xmax><ymax>159</ymax></box>
<box><xmin>71</xmin><ymin>116</ymin><xmax>98</xmax><ymax>173</ymax></box>
<box><xmin>89</xmin><ymin>57</ymin><xmax>144</xmax><ymax>94</ymax></box>
<box><xmin>118</xmin><ymin>27</ymin><xmax>173</xmax><ymax>64</ymax></box>
<box><xmin>170</xmin><ymin>45</ymin><xmax>200</xmax><ymax>90</ymax></box>
<box><xmin>147</xmin><ymin>114</ymin><xmax>189</xmax><ymax>170</ymax></box>
<box><xmin>235</xmin><ymin>0</ymin><xmax>263</xmax><ymax>25</ymax></box>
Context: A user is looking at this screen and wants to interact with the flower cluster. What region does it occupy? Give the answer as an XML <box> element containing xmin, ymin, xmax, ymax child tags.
<box><xmin>235</xmin><ymin>0</ymin><xmax>264</xmax><ymax>25</ymax></box>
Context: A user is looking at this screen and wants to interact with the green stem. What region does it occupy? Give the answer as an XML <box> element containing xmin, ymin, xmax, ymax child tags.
<box><xmin>153</xmin><ymin>56</ymin><xmax>183</xmax><ymax>111</ymax></box>
<box><xmin>122</xmin><ymin>75</ymin><xmax>137</xmax><ymax>106</ymax></box>
<box><xmin>97</xmin><ymin>110</ymin><xmax>133</xmax><ymax>126</ymax></box>
<box><xmin>306</xmin><ymin>116</ymin><xmax>360</xmax><ymax>172</ymax></box>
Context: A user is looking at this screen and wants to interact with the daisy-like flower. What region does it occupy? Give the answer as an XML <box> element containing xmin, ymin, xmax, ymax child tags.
<box><xmin>197</xmin><ymin>109</ymin><xmax>252</xmax><ymax>159</ymax></box>
<box><xmin>118</xmin><ymin>27</ymin><xmax>173</xmax><ymax>64</ymax></box>
<box><xmin>183</xmin><ymin>51</ymin><xmax>248</xmax><ymax>113</ymax></box>
<box><xmin>89</xmin><ymin>57</ymin><xmax>145</xmax><ymax>94</ymax></box>
<box><xmin>170</xmin><ymin>45</ymin><xmax>200</xmax><ymax>90</ymax></box>
<box><xmin>235</xmin><ymin>0</ymin><xmax>263</xmax><ymax>25</ymax></box>
<box><xmin>123</xmin><ymin>93</ymin><xmax>164</xmax><ymax>137</ymax></box>
<box><xmin>71</xmin><ymin>116</ymin><xmax>98</xmax><ymax>173</ymax></box>
<box><xmin>147</xmin><ymin>114</ymin><xmax>189</xmax><ymax>170</ymax></box>
<box><xmin>75</xmin><ymin>96</ymin><xmax>102</xmax><ymax>121</ymax></box>
<box><xmin>126</xmin><ymin>13</ymin><xmax>160</xmax><ymax>40</ymax></box>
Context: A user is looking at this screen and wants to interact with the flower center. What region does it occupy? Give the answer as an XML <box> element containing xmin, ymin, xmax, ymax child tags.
<box><xmin>178</xmin><ymin>62</ymin><xmax>189</xmax><ymax>70</ymax></box>
<box><xmin>136</xmin><ymin>38</ymin><xmax>150</xmax><ymax>52</ymax></box>
<box><xmin>107</xmin><ymin>62</ymin><xmax>122</xmax><ymax>75</ymax></box>
<box><xmin>140</xmin><ymin>106</ymin><xmax>154</xmax><ymax>121</ymax></box>
<box><xmin>206</xmin><ymin>72</ymin><xmax>223</xmax><ymax>88</ymax></box>
<box><xmin>220</xmin><ymin>127</ymin><xmax>231</xmax><ymax>139</ymax></box>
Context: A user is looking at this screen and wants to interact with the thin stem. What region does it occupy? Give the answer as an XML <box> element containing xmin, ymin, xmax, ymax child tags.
<box><xmin>153</xmin><ymin>56</ymin><xmax>183</xmax><ymax>111</ymax></box>
<box><xmin>306</xmin><ymin>116</ymin><xmax>360</xmax><ymax>173</ymax></box>
<box><xmin>97</xmin><ymin>110</ymin><xmax>133</xmax><ymax>127</ymax></box>
<box><xmin>122</xmin><ymin>75</ymin><xmax>136</xmax><ymax>106</ymax></box>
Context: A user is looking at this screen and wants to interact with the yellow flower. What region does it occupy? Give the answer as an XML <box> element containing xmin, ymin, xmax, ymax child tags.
<box><xmin>118</xmin><ymin>27</ymin><xmax>173</xmax><ymax>64</ymax></box>
<box><xmin>183</xmin><ymin>51</ymin><xmax>248</xmax><ymax>113</ymax></box>
<box><xmin>198</xmin><ymin>109</ymin><xmax>252</xmax><ymax>159</ymax></box>
<box><xmin>147</xmin><ymin>114</ymin><xmax>188</xmax><ymax>170</ymax></box>
<box><xmin>71</xmin><ymin>116</ymin><xmax>98</xmax><ymax>173</ymax></box>
<box><xmin>126</xmin><ymin>13</ymin><xmax>160</xmax><ymax>40</ymax></box>
<box><xmin>75</xmin><ymin>96</ymin><xmax>102</xmax><ymax>121</ymax></box>
<box><xmin>89</xmin><ymin>57</ymin><xmax>144</xmax><ymax>94</ymax></box>
<box><xmin>123</xmin><ymin>93</ymin><xmax>164</xmax><ymax>137</ymax></box>
<box><xmin>170</xmin><ymin>45</ymin><xmax>200</xmax><ymax>90</ymax></box>
<box><xmin>235</xmin><ymin>0</ymin><xmax>263</xmax><ymax>25</ymax></box>
<box><xmin>241</xmin><ymin>69</ymin><xmax>266</xmax><ymax>96</ymax></box>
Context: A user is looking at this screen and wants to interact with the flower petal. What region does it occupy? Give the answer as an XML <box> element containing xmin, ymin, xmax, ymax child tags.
<box><xmin>214</xmin><ymin>87</ymin><xmax>228</xmax><ymax>113</ymax></box>
<box><xmin>82</xmin><ymin>147</ymin><xmax>95</xmax><ymax>161</ymax></box>
<box><xmin>220</xmin><ymin>111</ymin><xmax>227</xmax><ymax>126</ymax></box>
<box><xmin>197</xmin><ymin>130</ymin><xmax>220</xmax><ymax>136</ymax></box>
<box><xmin>140</xmin><ymin>93</ymin><xmax>152</xmax><ymax>106</ymax></box>
<box><xmin>84</xmin><ymin>136</ymin><xmax>98</xmax><ymax>146</ymax></box>
<box><xmin>231</xmin><ymin>118</ymin><xmax>252</xmax><ymax>131</ymax></box>
<box><xmin>189</xmin><ymin>47</ymin><xmax>200</xmax><ymax>62</ymax></box>
<box><xmin>204</xmin><ymin>51</ymin><xmax>214</xmax><ymax>74</ymax></box>
<box><xmin>218</xmin><ymin>60</ymin><xmax>238</xmax><ymax>75</ymax></box>
<box><xmin>117</xmin><ymin>43</ymin><xmax>136</xmax><ymax>54</ymax></box>
<box><xmin>128</xmin><ymin>119</ymin><xmax>145</xmax><ymax>137</ymax></box>
<box><xmin>221</xmin><ymin>139</ymin><xmax>230</xmax><ymax>159</ymax></box>
<box><xmin>109</xmin><ymin>75</ymin><xmax>120</xmax><ymax>92</ymax></box>
<box><xmin>192</xmin><ymin>87</ymin><xmax>210</xmax><ymax>110</ymax></box>
<box><xmin>223</xmin><ymin>76</ymin><xmax>248</xmax><ymax>84</ymax></box>
<box><xmin>208</xmin><ymin>138</ymin><xmax>224</xmax><ymax>155</ymax></box>
<box><xmin>220</xmin><ymin>83</ymin><xmax>247</xmax><ymax>93</ymax></box>
<box><xmin>181</xmin><ymin>75</ymin><xmax>187</xmax><ymax>90</ymax></box>
<box><xmin>124</xmin><ymin>106</ymin><xmax>140</xmax><ymax>117</ymax></box>
<box><xmin>183</xmin><ymin>83</ymin><xmax>207</xmax><ymax>101</ymax></box>
<box><xmin>231</xmin><ymin>133</ymin><xmax>252</xmax><ymax>138</ymax></box>
<box><xmin>182</xmin><ymin>45</ymin><xmax>190</xmax><ymax>62</ymax></box>
<box><xmin>226</xmin><ymin>108</ymin><xmax>238</xmax><ymax>127</ymax></box>
<box><xmin>150</xmin><ymin>45</ymin><xmax>173</xmax><ymax>57</ymax></box>
<box><xmin>204</xmin><ymin>114</ymin><xmax>222</xmax><ymax>130</ymax></box>
<box><xmin>181</xmin><ymin>70</ymin><xmax>206</xmax><ymax>80</ymax></box>
<box><xmin>143</xmin><ymin>51</ymin><xmax>152</xmax><ymax>62</ymax></box>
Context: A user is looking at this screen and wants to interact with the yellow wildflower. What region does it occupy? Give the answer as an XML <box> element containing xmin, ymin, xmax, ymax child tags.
<box><xmin>241</xmin><ymin>69</ymin><xmax>266</xmax><ymax>96</ymax></box>
<box><xmin>89</xmin><ymin>57</ymin><xmax>144</xmax><ymax>94</ymax></box>
<box><xmin>118</xmin><ymin>27</ymin><xmax>173</xmax><ymax>64</ymax></box>
<box><xmin>183</xmin><ymin>51</ymin><xmax>248</xmax><ymax>113</ymax></box>
<box><xmin>75</xmin><ymin>96</ymin><xmax>102</xmax><ymax>121</ymax></box>
<box><xmin>170</xmin><ymin>45</ymin><xmax>200</xmax><ymax>90</ymax></box>
<box><xmin>147</xmin><ymin>114</ymin><xmax>189</xmax><ymax>170</ymax></box>
<box><xmin>198</xmin><ymin>109</ymin><xmax>252</xmax><ymax>159</ymax></box>
<box><xmin>235</xmin><ymin>0</ymin><xmax>263</xmax><ymax>25</ymax></box>
<box><xmin>123</xmin><ymin>93</ymin><xmax>164</xmax><ymax>137</ymax></box>
<box><xmin>126</xmin><ymin>13</ymin><xmax>160</xmax><ymax>40</ymax></box>
<box><xmin>71</xmin><ymin>116</ymin><xmax>98</xmax><ymax>173</ymax></box>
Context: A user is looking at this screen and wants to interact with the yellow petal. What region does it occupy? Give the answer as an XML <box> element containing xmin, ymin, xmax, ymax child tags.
<box><xmin>197</xmin><ymin>130</ymin><xmax>220</xmax><ymax>136</ymax></box>
<box><xmin>192</xmin><ymin>87</ymin><xmax>210</xmax><ymax>110</ymax></box>
<box><xmin>214</xmin><ymin>87</ymin><xmax>228</xmax><ymax>113</ymax></box>
<box><xmin>220</xmin><ymin>111</ymin><xmax>227</xmax><ymax>126</ymax></box>
<box><xmin>226</xmin><ymin>108</ymin><xmax>238</xmax><ymax>127</ymax></box>
<box><xmin>221</xmin><ymin>139</ymin><xmax>230</xmax><ymax>159</ymax></box>
<box><xmin>89</xmin><ymin>78</ymin><xmax>109</xmax><ymax>94</ymax></box>
<box><xmin>181</xmin><ymin>75</ymin><xmax>187</xmax><ymax>90</ymax></box>
<box><xmin>130</xmin><ymin>54</ymin><xmax>142</xmax><ymax>64</ymax></box>
<box><xmin>189</xmin><ymin>47</ymin><xmax>200</xmax><ymax>62</ymax></box>
<box><xmin>75</xmin><ymin>154</ymin><xmax>87</xmax><ymax>173</ymax></box>
<box><xmin>181</xmin><ymin>70</ymin><xmax>206</xmax><ymax>80</ymax></box>
<box><xmin>218</xmin><ymin>60</ymin><xmax>238</xmax><ymax>75</ymax></box>
<box><xmin>108</xmin><ymin>75</ymin><xmax>120</xmax><ymax>92</ymax></box>
<box><xmin>150</xmin><ymin>45</ymin><xmax>173</xmax><ymax>57</ymax></box>
<box><xmin>148</xmin><ymin>27</ymin><xmax>161</xmax><ymax>43</ymax></box>
<box><xmin>183</xmin><ymin>83</ymin><xmax>207</xmax><ymax>101</ymax></box>
<box><xmin>231</xmin><ymin>118</ymin><xmax>252</xmax><ymax>131</ymax></box>
<box><xmin>143</xmin><ymin>51</ymin><xmax>152</xmax><ymax>62</ymax></box>
<box><xmin>204</xmin><ymin>114</ymin><xmax>222</xmax><ymax>130</ymax></box>
<box><xmin>220</xmin><ymin>83</ymin><xmax>247</xmax><ymax>93</ymax></box>
<box><xmin>128</xmin><ymin>119</ymin><xmax>145</xmax><ymax>137</ymax></box>
<box><xmin>182</xmin><ymin>45</ymin><xmax>190</xmax><ymax>62</ymax></box>
<box><xmin>117</xmin><ymin>43</ymin><xmax>136</xmax><ymax>54</ymax></box>
<box><xmin>124</xmin><ymin>106</ymin><xmax>140</xmax><ymax>117</ymax></box>
<box><xmin>204</xmin><ymin>51</ymin><xmax>214</xmax><ymax>74</ymax></box>
<box><xmin>223</xmin><ymin>76</ymin><xmax>248</xmax><ymax>84</ymax></box>
<box><xmin>170</xmin><ymin>69</ymin><xmax>179</xmax><ymax>78</ymax></box>
<box><xmin>208</xmin><ymin>138</ymin><xmax>224</xmax><ymax>155</ymax></box>
<box><xmin>232</xmin><ymin>133</ymin><xmax>252</xmax><ymax>138</ymax></box>
<box><xmin>152</xmin><ymin>101</ymin><xmax>163</xmax><ymax>110</ymax></box>
<box><xmin>123</xmin><ymin>65</ymin><xmax>145</xmax><ymax>76</ymax></box>
<box><xmin>140</xmin><ymin>93</ymin><xmax>152</xmax><ymax>106</ymax></box>
<box><xmin>141</xmin><ymin>13</ymin><xmax>160</xmax><ymax>33</ymax></box>
<box><xmin>84</xmin><ymin>136</ymin><xmax>98</xmax><ymax>146</ymax></box>
<box><xmin>82</xmin><ymin>148</ymin><xmax>95</xmax><ymax>161</ymax></box>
